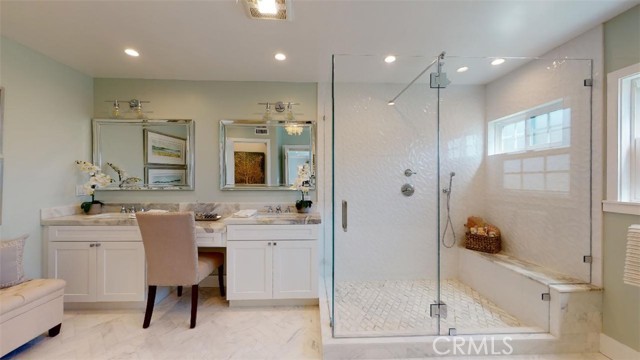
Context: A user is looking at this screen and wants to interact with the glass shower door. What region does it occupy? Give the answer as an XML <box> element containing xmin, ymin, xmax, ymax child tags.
<box><xmin>332</xmin><ymin>54</ymin><xmax>441</xmax><ymax>337</ymax></box>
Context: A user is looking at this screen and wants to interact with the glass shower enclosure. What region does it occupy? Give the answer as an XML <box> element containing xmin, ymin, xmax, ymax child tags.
<box><xmin>329</xmin><ymin>53</ymin><xmax>594</xmax><ymax>338</ymax></box>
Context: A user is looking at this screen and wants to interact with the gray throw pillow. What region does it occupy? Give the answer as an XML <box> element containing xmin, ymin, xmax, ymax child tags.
<box><xmin>0</xmin><ymin>234</ymin><xmax>28</xmax><ymax>289</ymax></box>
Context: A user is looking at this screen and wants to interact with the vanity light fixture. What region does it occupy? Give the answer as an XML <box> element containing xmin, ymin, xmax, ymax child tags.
<box><xmin>284</xmin><ymin>102</ymin><xmax>303</xmax><ymax>136</ymax></box>
<box><xmin>259</xmin><ymin>101</ymin><xmax>302</xmax><ymax>135</ymax></box>
<box><xmin>262</xmin><ymin>102</ymin><xmax>273</xmax><ymax>121</ymax></box>
<box><xmin>105</xmin><ymin>99</ymin><xmax>151</xmax><ymax>119</ymax></box>
<box><xmin>124</xmin><ymin>48</ymin><xmax>140</xmax><ymax>57</ymax></box>
<box><xmin>456</xmin><ymin>66</ymin><xmax>469</xmax><ymax>73</ymax></box>
<box><xmin>275</xmin><ymin>53</ymin><xmax>287</xmax><ymax>61</ymax></box>
<box><xmin>384</xmin><ymin>55</ymin><xmax>396</xmax><ymax>64</ymax></box>
<box><xmin>491</xmin><ymin>58</ymin><xmax>505</xmax><ymax>66</ymax></box>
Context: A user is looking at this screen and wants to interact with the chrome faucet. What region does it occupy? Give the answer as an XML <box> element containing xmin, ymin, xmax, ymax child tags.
<box><xmin>120</xmin><ymin>206</ymin><xmax>127</xmax><ymax>214</ymax></box>
<box><xmin>265</xmin><ymin>205</ymin><xmax>274</xmax><ymax>213</ymax></box>
<box><xmin>129</xmin><ymin>205</ymin><xmax>136</xmax><ymax>213</ymax></box>
<box><xmin>275</xmin><ymin>205</ymin><xmax>282</xmax><ymax>214</ymax></box>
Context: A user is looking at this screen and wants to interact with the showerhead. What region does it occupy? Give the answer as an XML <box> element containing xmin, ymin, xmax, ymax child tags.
<box><xmin>450</xmin><ymin>172</ymin><xmax>456</xmax><ymax>177</ymax></box>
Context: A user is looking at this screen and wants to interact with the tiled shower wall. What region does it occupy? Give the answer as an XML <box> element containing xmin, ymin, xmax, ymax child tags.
<box><xmin>484</xmin><ymin>27</ymin><xmax>604</xmax><ymax>282</ymax></box>
<box><xmin>332</xmin><ymin>82</ymin><xmax>485</xmax><ymax>282</ymax></box>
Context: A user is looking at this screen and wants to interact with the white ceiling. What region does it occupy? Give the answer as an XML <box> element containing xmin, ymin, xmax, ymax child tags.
<box><xmin>1</xmin><ymin>0</ymin><xmax>637</xmax><ymax>84</ymax></box>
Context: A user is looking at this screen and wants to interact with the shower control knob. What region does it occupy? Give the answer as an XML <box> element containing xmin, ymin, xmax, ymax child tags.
<box><xmin>401</xmin><ymin>183</ymin><xmax>415</xmax><ymax>197</ymax></box>
<box><xmin>404</xmin><ymin>169</ymin><xmax>417</xmax><ymax>177</ymax></box>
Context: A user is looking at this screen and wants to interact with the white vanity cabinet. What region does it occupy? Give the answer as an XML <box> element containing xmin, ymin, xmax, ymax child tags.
<box><xmin>47</xmin><ymin>226</ymin><xmax>145</xmax><ymax>302</ymax></box>
<box><xmin>226</xmin><ymin>224</ymin><xmax>318</xmax><ymax>301</ymax></box>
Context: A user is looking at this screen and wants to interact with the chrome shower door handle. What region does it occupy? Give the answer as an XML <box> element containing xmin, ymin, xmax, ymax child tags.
<box><xmin>342</xmin><ymin>200</ymin><xmax>348</xmax><ymax>232</ymax></box>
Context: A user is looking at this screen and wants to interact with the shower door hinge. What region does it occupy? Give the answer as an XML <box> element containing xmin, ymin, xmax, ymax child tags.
<box><xmin>430</xmin><ymin>72</ymin><xmax>450</xmax><ymax>89</ymax></box>
<box><xmin>430</xmin><ymin>302</ymin><xmax>448</xmax><ymax>319</ymax></box>
<box><xmin>541</xmin><ymin>293</ymin><xmax>551</xmax><ymax>301</ymax></box>
<box><xmin>583</xmin><ymin>255</ymin><xmax>593</xmax><ymax>263</ymax></box>
<box><xmin>584</xmin><ymin>79</ymin><xmax>593</xmax><ymax>87</ymax></box>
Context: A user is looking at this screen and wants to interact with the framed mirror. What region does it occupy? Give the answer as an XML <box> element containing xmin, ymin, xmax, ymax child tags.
<box><xmin>220</xmin><ymin>119</ymin><xmax>315</xmax><ymax>191</ymax></box>
<box><xmin>93</xmin><ymin>119</ymin><xmax>195</xmax><ymax>190</ymax></box>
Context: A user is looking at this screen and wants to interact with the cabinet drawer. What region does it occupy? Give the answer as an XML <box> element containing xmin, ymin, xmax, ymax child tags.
<box><xmin>227</xmin><ymin>225</ymin><xmax>317</xmax><ymax>241</ymax></box>
<box><xmin>196</xmin><ymin>232</ymin><xmax>226</xmax><ymax>247</ymax></box>
<box><xmin>49</xmin><ymin>226</ymin><xmax>141</xmax><ymax>242</ymax></box>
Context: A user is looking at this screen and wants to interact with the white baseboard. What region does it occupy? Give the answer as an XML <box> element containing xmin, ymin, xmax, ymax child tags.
<box><xmin>600</xmin><ymin>333</ymin><xmax>640</xmax><ymax>360</ymax></box>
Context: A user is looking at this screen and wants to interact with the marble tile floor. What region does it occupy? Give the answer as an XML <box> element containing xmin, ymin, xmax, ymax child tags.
<box><xmin>1</xmin><ymin>287</ymin><xmax>609</xmax><ymax>360</ymax></box>
<box><xmin>2</xmin><ymin>288</ymin><xmax>321</xmax><ymax>360</ymax></box>
<box><xmin>334</xmin><ymin>279</ymin><xmax>538</xmax><ymax>337</ymax></box>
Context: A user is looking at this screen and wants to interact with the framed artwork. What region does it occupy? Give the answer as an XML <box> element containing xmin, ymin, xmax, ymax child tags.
<box><xmin>234</xmin><ymin>151</ymin><xmax>266</xmax><ymax>184</ymax></box>
<box><xmin>145</xmin><ymin>167</ymin><xmax>187</xmax><ymax>186</ymax></box>
<box><xmin>144</xmin><ymin>129</ymin><xmax>186</xmax><ymax>165</ymax></box>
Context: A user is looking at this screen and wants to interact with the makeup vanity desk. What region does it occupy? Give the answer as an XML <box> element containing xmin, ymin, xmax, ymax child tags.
<box><xmin>41</xmin><ymin>212</ymin><xmax>321</xmax><ymax>305</ymax></box>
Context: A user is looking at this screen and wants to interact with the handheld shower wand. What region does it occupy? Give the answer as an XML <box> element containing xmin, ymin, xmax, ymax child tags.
<box><xmin>442</xmin><ymin>172</ymin><xmax>456</xmax><ymax>248</ymax></box>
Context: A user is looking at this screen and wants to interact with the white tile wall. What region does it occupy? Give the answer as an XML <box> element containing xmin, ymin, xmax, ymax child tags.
<box><xmin>332</xmin><ymin>81</ymin><xmax>485</xmax><ymax>282</ymax></box>
<box><xmin>484</xmin><ymin>27</ymin><xmax>604</xmax><ymax>282</ymax></box>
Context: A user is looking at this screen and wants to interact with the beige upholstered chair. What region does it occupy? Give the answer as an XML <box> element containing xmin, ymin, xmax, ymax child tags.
<box><xmin>136</xmin><ymin>212</ymin><xmax>224</xmax><ymax>329</ymax></box>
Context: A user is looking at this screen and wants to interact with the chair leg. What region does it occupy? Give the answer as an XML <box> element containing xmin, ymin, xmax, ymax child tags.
<box><xmin>143</xmin><ymin>285</ymin><xmax>157</xmax><ymax>329</ymax></box>
<box><xmin>177</xmin><ymin>286</ymin><xmax>183</xmax><ymax>297</ymax></box>
<box><xmin>218</xmin><ymin>264</ymin><xmax>226</xmax><ymax>297</ymax></box>
<box><xmin>48</xmin><ymin>323</ymin><xmax>61</xmax><ymax>337</ymax></box>
<box><xmin>190</xmin><ymin>284</ymin><xmax>198</xmax><ymax>328</ymax></box>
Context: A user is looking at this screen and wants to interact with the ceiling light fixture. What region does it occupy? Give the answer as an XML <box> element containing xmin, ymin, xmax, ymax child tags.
<box><xmin>384</xmin><ymin>55</ymin><xmax>396</xmax><ymax>63</ymax></box>
<box><xmin>124</xmin><ymin>48</ymin><xmax>139</xmax><ymax>57</ymax></box>
<box><xmin>244</xmin><ymin>0</ymin><xmax>290</xmax><ymax>21</ymax></box>
<box><xmin>456</xmin><ymin>66</ymin><xmax>469</xmax><ymax>73</ymax></box>
<box><xmin>387</xmin><ymin>101</ymin><xmax>395</xmax><ymax>106</ymax></box>
<box><xmin>257</xmin><ymin>0</ymin><xmax>277</xmax><ymax>14</ymax></box>
<box><xmin>275</xmin><ymin>53</ymin><xmax>287</xmax><ymax>61</ymax></box>
<box><xmin>491</xmin><ymin>58</ymin><xmax>505</xmax><ymax>66</ymax></box>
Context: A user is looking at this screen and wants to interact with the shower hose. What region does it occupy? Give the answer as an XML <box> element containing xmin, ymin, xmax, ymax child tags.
<box><xmin>442</xmin><ymin>172</ymin><xmax>456</xmax><ymax>248</ymax></box>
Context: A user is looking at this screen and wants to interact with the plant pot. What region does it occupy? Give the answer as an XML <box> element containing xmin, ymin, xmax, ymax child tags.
<box><xmin>85</xmin><ymin>203</ymin><xmax>103</xmax><ymax>215</ymax></box>
<box><xmin>296</xmin><ymin>206</ymin><xmax>311</xmax><ymax>214</ymax></box>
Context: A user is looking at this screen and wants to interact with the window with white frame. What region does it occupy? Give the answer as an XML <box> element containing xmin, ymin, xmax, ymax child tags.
<box><xmin>606</xmin><ymin>63</ymin><xmax>640</xmax><ymax>211</ymax></box>
<box><xmin>488</xmin><ymin>100</ymin><xmax>571</xmax><ymax>156</ymax></box>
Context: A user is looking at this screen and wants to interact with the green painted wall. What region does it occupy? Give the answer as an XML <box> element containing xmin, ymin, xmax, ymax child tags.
<box><xmin>604</xmin><ymin>5</ymin><xmax>640</xmax><ymax>73</ymax></box>
<box><xmin>602</xmin><ymin>5</ymin><xmax>640</xmax><ymax>352</ymax></box>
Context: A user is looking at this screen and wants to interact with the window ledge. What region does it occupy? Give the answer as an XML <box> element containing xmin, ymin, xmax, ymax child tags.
<box><xmin>602</xmin><ymin>201</ymin><xmax>640</xmax><ymax>215</ymax></box>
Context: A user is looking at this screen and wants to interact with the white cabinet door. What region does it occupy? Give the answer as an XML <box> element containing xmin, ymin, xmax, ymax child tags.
<box><xmin>272</xmin><ymin>241</ymin><xmax>317</xmax><ymax>299</ymax></box>
<box><xmin>96</xmin><ymin>242</ymin><xmax>146</xmax><ymax>302</ymax></box>
<box><xmin>48</xmin><ymin>242</ymin><xmax>96</xmax><ymax>302</ymax></box>
<box><xmin>227</xmin><ymin>241</ymin><xmax>272</xmax><ymax>300</ymax></box>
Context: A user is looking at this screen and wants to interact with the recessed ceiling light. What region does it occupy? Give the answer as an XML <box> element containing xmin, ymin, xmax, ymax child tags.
<box><xmin>124</xmin><ymin>48</ymin><xmax>139</xmax><ymax>57</ymax></box>
<box><xmin>457</xmin><ymin>66</ymin><xmax>469</xmax><ymax>73</ymax></box>
<box><xmin>384</xmin><ymin>55</ymin><xmax>396</xmax><ymax>63</ymax></box>
<box><xmin>257</xmin><ymin>0</ymin><xmax>277</xmax><ymax>15</ymax></box>
<box><xmin>491</xmin><ymin>58</ymin><xmax>505</xmax><ymax>66</ymax></box>
<box><xmin>275</xmin><ymin>53</ymin><xmax>286</xmax><ymax>61</ymax></box>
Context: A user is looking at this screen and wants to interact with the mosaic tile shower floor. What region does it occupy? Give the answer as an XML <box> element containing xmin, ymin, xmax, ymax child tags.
<box><xmin>334</xmin><ymin>279</ymin><xmax>541</xmax><ymax>337</ymax></box>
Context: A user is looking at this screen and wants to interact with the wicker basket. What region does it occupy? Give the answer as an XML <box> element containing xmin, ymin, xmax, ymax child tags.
<box><xmin>465</xmin><ymin>233</ymin><xmax>501</xmax><ymax>254</ymax></box>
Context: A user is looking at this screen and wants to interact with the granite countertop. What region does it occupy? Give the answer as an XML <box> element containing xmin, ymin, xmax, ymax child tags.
<box><xmin>223</xmin><ymin>212</ymin><xmax>321</xmax><ymax>225</ymax></box>
<box><xmin>40</xmin><ymin>214</ymin><xmax>228</xmax><ymax>233</ymax></box>
<box><xmin>41</xmin><ymin>212</ymin><xmax>322</xmax><ymax>232</ymax></box>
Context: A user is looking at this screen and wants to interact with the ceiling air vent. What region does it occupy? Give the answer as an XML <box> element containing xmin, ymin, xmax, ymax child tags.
<box><xmin>243</xmin><ymin>0</ymin><xmax>291</xmax><ymax>21</ymax></box>
<box><xmin>255</xmin><ymin>126</ymin><xmax>269</xmax><ymax>135</ymax></box>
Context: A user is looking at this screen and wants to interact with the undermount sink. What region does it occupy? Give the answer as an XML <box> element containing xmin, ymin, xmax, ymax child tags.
<box><xmin>87</xmin><ymin>213</ymin><xmax>134</xmax><ymax>219</ymax></box>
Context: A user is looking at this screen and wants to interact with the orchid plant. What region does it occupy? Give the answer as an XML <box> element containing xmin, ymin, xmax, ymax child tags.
<box><xmin>75</xmin><ymin>160</ymin><xmax>113</xmax><ymax>213</ymax></box>
<box><xmin>293</xmin><ymin>162</ymin><xmax>313</xmax><ymax>212</ymax></box>
<box><xmin>106</xmin><ymin>162</ymin><xmax>141</xmax><ymax>188</ymax></box>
